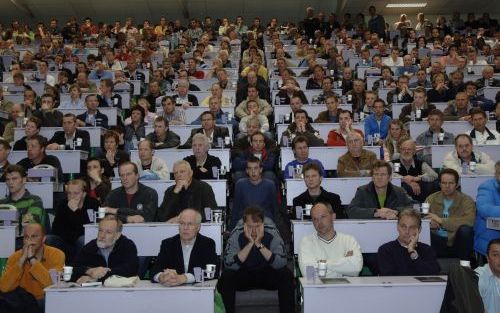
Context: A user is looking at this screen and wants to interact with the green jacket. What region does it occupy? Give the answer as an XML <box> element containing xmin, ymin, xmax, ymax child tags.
<box><xmin>0</xmin><ymin>190</ymin><xmax>45</xmax><ymax>233</ymax></box>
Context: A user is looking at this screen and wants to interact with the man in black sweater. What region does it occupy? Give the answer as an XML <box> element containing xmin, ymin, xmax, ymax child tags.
<box><xmin>103</xmin><ymin>162</ymin><xmax>158</xmax><ymax>223</ymax></box>
<box><xmin>377</xmin><ymin>209</ymin><xmax>440</xmax><ymax>276</ymax></box>
<box><xmin>156</xmin><ymin>160</ymin><xmax>217</xmax><ymax>222</ymax></box>
<box><xmin>292</xmin><ymin>162</ymin><xmax>344</xmax><ymax>219</ymax></box>
<box><xmin>71</xmin><ymin>215</ymin><xmax>138</xmax><ymax>283</ymax></box>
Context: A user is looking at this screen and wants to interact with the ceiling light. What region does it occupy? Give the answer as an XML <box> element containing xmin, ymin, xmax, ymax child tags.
<box><xmin>386</xmin><ymin>3</ymin><xmax>427</xmax><ymax>8</ymax></box>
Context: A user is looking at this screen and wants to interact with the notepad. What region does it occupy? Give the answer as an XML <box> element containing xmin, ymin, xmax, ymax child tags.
<box><xmin>320</xmin><ymin>278</ymin><xmax>350</xmax><ymax>284</ymax></box>
<box><xmin>414</xmin><ymin>277</ymin><xmax>446</xmax><ymax>283</ymax></box>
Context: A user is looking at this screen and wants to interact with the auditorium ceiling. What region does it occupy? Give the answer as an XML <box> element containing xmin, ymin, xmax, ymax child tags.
<box><xmin>1</xmin><ymin>0</ymin><xmax>498</xmax><ymax>24</ymax></box>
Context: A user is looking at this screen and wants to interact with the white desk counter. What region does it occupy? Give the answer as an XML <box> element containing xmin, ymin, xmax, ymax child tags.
<box><xmin>292</xmin><ymin>219</ymin><xmax>431</xmax><ymax>254</ymax></box>
<box><xmin>45</xmin><ymin>280</ymin><xmax>216</xmax><ymax>313</ymax></box>
<box><xmin>8</xmin><ymin>150</ymin><xmax>88</xmax><ymax>174</ymax></box>
<box><xmin>460</xmin><ymin>175</ymin><xmax>494</xmax><ymax>199</ymax></box>
<box><xmin>0</xmin><ymin>182</ymin><xmax>62</xmax><ymax>209</ymax></box>
<box><xmin>84</xmin><ymin>222</ymin><xmax>223</xmax><ymax>256</ymax></box>
<box><xmin>14</xmin><ymin>127</ymin><xmax>105</xmax><ymax>148</ymax></box>
<box><xmin>0</xmin><ymin>226</ymin><xmax>16</xmax><ymax>258</ymax></box>
<box><xmin>300</xmin><ymin>276</ymin><xmax>446</xmax><ymax>313</ymax></box>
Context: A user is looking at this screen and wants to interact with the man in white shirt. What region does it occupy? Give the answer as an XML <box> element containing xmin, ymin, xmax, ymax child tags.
<box><xmin>467</xmin><ymin>108</ymin><xmax>499</xmax><ymax>145</ymax></box>
<box><xmin>133</xmin><ymin>139</ymin><xmax>169</xmax><ymax>180</ymax></box>
<box><xmin>36</xmin><ymin>60</ymin><xmax>56</xmax><ymax>87</ymax></box>
<box><xmin>443</xmin><ymin>134</ymin><xmax>495</xmax><ymax>175</ymax></box>
<box><xmin>299</xmin><ymin>202</ymin><xmax>363</xmax><ymax>277</ymax></box>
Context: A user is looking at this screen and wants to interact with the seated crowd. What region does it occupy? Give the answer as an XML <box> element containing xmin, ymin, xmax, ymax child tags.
<box><xmin>0</xmin><ymin>6</ymin><xmax>499</xmax><ymax>313</ymax></box>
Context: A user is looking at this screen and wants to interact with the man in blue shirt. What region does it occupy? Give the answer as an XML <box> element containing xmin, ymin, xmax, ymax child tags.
<box><xmin>396</xmin><ymin>55</ymin><xmax>419</xmax><ymax>77</ymax></box>
<box><xmin>283</xmin><ymin>136</ymin><xmax>326</xmax><ymax>179</ymax></box>
<box><xmin>364</xmin><ymin>99</ymin><xmax>391</xmax><ymax>145</ymax></box>
<box><xmin>231</xmin><ymin>156</ymin><xmax>278</xmax><ymax>229</ymax></box>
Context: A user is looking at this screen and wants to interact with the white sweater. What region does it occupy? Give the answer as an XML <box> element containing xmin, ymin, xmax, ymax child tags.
<box><xmin>299</xmin><ymin>232</ymin><xmax>363</xmax><ymax>278</ymax></box>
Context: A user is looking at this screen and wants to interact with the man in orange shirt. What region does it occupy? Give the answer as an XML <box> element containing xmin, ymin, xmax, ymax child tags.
<box><xmin>0</xmin><ymin>223</ymin><xmax>65</xmax><ymax>310</ymax></box>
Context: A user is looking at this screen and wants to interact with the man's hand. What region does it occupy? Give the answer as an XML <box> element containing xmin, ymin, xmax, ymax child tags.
<box><xmin>173</xmin><ymin>180</ymin><xmax>189</xmax><ymax>193</ymax></box>
<box><xmin>166</xmin><ymin>216</ymin><xmax>179</xmax><ymax>223</ymax></box>
<box><xmin>407</xmin><ymin>234</ymin><xmax>419</xmax><ymax>253</ymax></box>
<box><xmin>402</xmin><ymin>175</ymin><xmax>415</xmax><ymax>185</ymax></box>
<box><xmin>104</xmin><ymin>207</ymin><xmax>118</xmax><ymax>215</ymax></box>
<box><xmin>375</xmin><ymin>208</ymin><xmax>399</xmax><ymax>219</ymax></box>
<box><xmin>159</xmin><ymin>269</ymin><xmax>186</xmax><ymax>287</ymax></box>
<box><xmin>18</xmin><ymin>244</ymin><xmax>30</xmax><ymax>267</ymax></box>
<box><xmin>127</xmin><ymin>215</ymin><xmax>144</xmax><ymax>223</ymax></box>
<box><xmin>243</xmin><ymin>224</ymin><xmax>254</xmax><ymax>244</ymax></box>
<box><xmin>46</xmin><ymin>143</ymin><xmax>60</xmax><ymax>150</ymax></box>
<box><xmin>409</xmin><ymin>182</ymin><xmax>421</xmax><ymax>195</ymax></box>
<box><xmin>426</xmin><ymin>212</ymin><xmax>443</xmax><ymax>226</ymax></box>
<box><xmin>76</xmin><ymin>275</ymin><xmax>95</xmax><ymax>284</ymax></box>
<box><xmin>254</xmin><ymin>223</ymin><xmax>264</xmax><ymax>245</ymax></box>
<box><xmin>86</xmin><ymin>267</ymin><xmax>110</xmax><ymax>279</ymax></box>
<box><xmin>87</xmin><ymin>169</ymin><xmax>102</xmax><ymax>184</ymax></box>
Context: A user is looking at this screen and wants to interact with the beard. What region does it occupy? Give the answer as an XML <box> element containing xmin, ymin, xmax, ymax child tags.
<box><xmin>97</xmin><ymin>237</ymin><xmax>116</xmax><ymax>249</ymax></box>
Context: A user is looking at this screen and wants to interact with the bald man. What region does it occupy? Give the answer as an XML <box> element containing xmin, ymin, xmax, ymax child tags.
<box><xmin>151</xmin><ymin>208</ymin><xmax>218</xmax><ymax>286</ymax></box>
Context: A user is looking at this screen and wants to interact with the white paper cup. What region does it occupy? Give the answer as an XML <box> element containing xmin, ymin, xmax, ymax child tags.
<box><xmin>206</xmin><ymin>264</ymin><xmax>216</xmax><ymax>272</ymax></box>
<box><xmin>63</xmin><ymin>266</ymin><xmax>73</xmax><ymax>280</ymax></box>
<box><xmin>421</xmin><ymin>203</ymin><xmax>430</xmax><ymax>214</ymax></box>
<box><xmin>469</xmin><ymin>162</ymin><xmax>476</xmax><ymax>172</ymax></box>
<box><xmin>304</xmin><ymin>204</ymin><xmax>313</xmax><ymax>216</ymax></box>
<box><xmin>98</xmin><ymin>207</ymin><xmax>106</xmax><ymax>218</ymax></box>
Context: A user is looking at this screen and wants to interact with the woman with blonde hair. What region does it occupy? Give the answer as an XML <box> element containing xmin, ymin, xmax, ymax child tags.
<box><xmin>383</xmin><ymin>119</ymin><xmax>410</xmax><ymax>161</ymax></box>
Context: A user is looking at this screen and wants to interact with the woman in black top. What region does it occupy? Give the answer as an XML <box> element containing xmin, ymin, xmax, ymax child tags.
<box><xmin>96</xmin><ymin>130</ymin><xmax>130</xmax><ymax>178</ymax></box>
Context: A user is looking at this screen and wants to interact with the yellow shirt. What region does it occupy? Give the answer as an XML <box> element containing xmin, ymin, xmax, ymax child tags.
<box><xmin>0</xmin><ymin>245</ymin><xmax>65</xmax><ymax>299</ymax></box>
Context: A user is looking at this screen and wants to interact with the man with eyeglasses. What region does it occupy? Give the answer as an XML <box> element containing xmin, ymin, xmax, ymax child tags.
<box><xmin>337</xmin><ymin>132</ymin><xmax>377</xmax><ymax>177</ymax></box>
<box><xmin>71</xmin><ymin>215</ymin><xmax>138</xmax><ymax>284</ymax></box>
<box><xmin>151</xmin><ymin>209</ymin><xmax>218</xmax><ymax>286</ymax></box>
<box><xmin>0</xmin><ymin>223</ymin><xmax>64</xmax><ymax>311</ymax></box>
<box><xmin>424</xmin><ymin>168</ymin><xmax>475</xmax><ymax>262</ymax></box>
<box><xmin>347</xmin><ymin>160</ymin><xmax>416</xmax><ymax>219</ymax></box>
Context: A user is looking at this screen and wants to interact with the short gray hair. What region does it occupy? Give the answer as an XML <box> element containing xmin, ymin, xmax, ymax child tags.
<box><xmin>192</xmin><ymin>133</ymin><xmax>210</xmax><ymax>149</ymax></box>
<box><xmin>179</xmin><ymin>208</ymin><xmax>202</xmax><ymax>224</ymax></box>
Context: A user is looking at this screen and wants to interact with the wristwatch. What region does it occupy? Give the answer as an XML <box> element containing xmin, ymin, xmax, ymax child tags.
<box><xmin>409</xmin><ymin>251</ymin><xmax>419</xmax><ymax>260</ymax></box>
<box><xmin>255</xmin><ymin>243</ymin><xmax>264</xmax><ymax>250</ymax></box>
